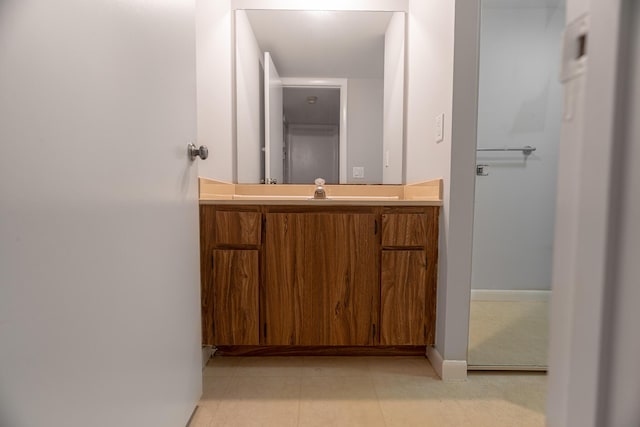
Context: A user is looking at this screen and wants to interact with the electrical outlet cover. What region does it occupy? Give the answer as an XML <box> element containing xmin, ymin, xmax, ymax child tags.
<box><xmin>353</xmin><ymin>167</ymin><xmax>364</xmax><ymax>178</ymax></box>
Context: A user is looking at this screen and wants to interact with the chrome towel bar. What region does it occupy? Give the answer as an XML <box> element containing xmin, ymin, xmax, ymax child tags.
<box><xmin>477</xmin><ymin>145</ymin><xmax>537</xmax><ymax>155</ymax></box>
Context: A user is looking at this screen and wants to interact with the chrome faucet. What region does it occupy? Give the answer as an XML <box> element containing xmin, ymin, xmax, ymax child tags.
<box><xmin>313</xmin><ymin>178</ymin><xmax>327</xmax><ymax>199</ymax></box>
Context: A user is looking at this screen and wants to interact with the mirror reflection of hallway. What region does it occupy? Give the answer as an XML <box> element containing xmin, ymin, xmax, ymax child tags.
<box><xmin>283</xmin><ymin>87</ymin><xmax>340</xmax><ymax>184</ymax></box>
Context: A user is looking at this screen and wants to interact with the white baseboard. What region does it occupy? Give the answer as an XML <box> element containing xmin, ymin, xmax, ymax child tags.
<box><xmin>426</xmin><ymin>346</ymin><xmax>467</xmax><ymax>381</ymax></box>
<box><xmin>471</xmin><ymin>289</ymin><xmax>551</xmax><ymax>302</ymax></box>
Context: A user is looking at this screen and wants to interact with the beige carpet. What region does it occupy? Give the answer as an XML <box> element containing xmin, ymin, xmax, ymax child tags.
<box><xmin>468</xmin><ymin>300</ymin><xmax>549</xmax><ymax>368</ymax></box>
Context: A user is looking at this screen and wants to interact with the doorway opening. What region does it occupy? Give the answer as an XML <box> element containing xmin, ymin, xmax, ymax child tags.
<box><xmin>282</xmin><ymin>86</ymin><xmax>341</xmax><ymax>184</ymax></box>
<box><xmin>467</xmin><ymin>0</ymin><xmax>566</xmax><ymax>370</ymax></box>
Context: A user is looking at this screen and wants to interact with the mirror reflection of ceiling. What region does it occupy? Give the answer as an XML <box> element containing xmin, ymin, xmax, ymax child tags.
<box><xmin>482</xmin><ymin>0</ymin><xmax>565</xmax><ymax>7</ymax></box>
<box><xmin>283</xmin><ymin>87</ymin><xmax>340</xmax><ymax>126</ymax></box>
<box><xmin>245</xmin><ymin>10</ymin><xmax>393</xmax><ymax>78</ymax></box>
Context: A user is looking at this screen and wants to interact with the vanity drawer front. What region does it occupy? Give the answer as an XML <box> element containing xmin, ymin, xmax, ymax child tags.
<box><xmin>381</xmin><ymin>212</ymin><xmax>428</xmax><ymax>247</ymax></box>
<box><xmin>214</xmin><ymin>210</ymin><xmax>262</xmax><ymax>246</ymax></box>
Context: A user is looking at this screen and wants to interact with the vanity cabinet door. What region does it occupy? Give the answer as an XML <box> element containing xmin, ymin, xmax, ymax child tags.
<box><xmin>263</xmin><ymin>212</ymin><xmax>379</xmax><ymax>346</ymax></box>
<box><xmin>380</xmin><ymin>250</ymin><xmax>428</xmax><ymax>345</ymax></box>
<box><xmin>306</xmin><ymin>213</ymin><xmax>379</xmax><ymax>346</ymax></box>
<box><xmin>202</xmin><ymin>249</ymin><xmax>259</xmax><ymax>345</ymax></box>
<box><xmin>381</xmin><ymin>212</ymin><xmax>428</xmax><ymax>248</ymax></box>
<box><xmin>214</xmin><ymin>210</ymin><xmax>262</xmax><ymax>246</ymax></box>
<box><xmin>263</xmin><ymin>213</ymin><xmax>309</xmax><ymax>345</ymax></box>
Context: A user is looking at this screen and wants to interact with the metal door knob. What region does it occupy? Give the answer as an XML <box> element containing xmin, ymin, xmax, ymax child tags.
<box><xmin>188</xmin><ymin>143</ymin><xmax>208</xmax><ymax>161</ymax></box>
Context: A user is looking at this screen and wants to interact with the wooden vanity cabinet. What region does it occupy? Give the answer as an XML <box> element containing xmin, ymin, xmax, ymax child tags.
<box><xmin>200</xmin><ymin>206</ymin><xmax>262</xmax><ymax>345</ymax></box>
<box><xmin>379</xmin><ymin>207</ymin><xmax>439</xmax><ymax>345</ymax></box>
<box><xmin>200</xmin><ymin>204</ymin><xmax>439</xmax><ymax>350</ymax></box>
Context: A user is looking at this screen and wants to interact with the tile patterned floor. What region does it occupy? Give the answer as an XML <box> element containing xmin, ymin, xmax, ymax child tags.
<box><xmin>468</xmin><ymin>300</ymin><xmax>549</xmax><ymax>367</ymax></box>
<box><xmin>189</xmin><ymin>356</ymin><xmax>546</xmax><ymax>427</ymax></box>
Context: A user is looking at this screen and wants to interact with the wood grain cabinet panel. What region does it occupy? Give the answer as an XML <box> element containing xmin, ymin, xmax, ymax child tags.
<box><xmin>381</xmin><ymin>213</ymin><xmax>428</xmax><ymax>247</ymax></box>
<box><xmin>424</xmin><ymin>208</ymin><xmax>439</xmax><ymax>344</ymax></box>
<box><xmin>263</xmin><ymin>213</ymin><xmax>308</xmax><ymax>345</ymax></box>
<box><xmin>214</xmin><ymin>210</ymin><xmax>261</xmax><ymax>246</ymax></box>
<box><xmin>263</xmin><ymin>212</ymin><xmax>379</xmax><ymax>346</ymax></box>
<box><xmin>202</xmin><ymin>249</ymin><xmax>259</xmax><ymax>345</ymax></box>
<box><xmin>306</xmin><ymin>213</ymin><xmax>379</xmax><ymax>346</ymax></box>
<box><xmin>380</xmin><ymin>250</ymin><xmax>427</xmax><ymax>345</ymax></box>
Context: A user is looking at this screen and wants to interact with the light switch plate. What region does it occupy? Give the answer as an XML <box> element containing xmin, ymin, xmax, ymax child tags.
<box><xmin>435</xmin><ymin>113</ymin><xmax>444</xmax><ymax>143</ymax></box>
<box><xmin>353</xmin><ymin>167</ymin><xmax>364</xmax><ymax>178</ymax></box>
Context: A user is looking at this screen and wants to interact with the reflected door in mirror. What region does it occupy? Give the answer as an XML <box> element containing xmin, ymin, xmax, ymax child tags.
<box><xmin>285</xmin><ymin>124</ymin><xmax>339</xmax><ymax>184</ymax></box>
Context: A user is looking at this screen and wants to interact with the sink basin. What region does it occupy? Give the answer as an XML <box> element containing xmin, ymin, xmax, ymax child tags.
<box><xmin>232</xmin><ymin>194</ymin><xmax>400</xmax><ymax>201</ymax></box>
<box><xmin>330</xmin><ymin>196</ymin><xmax>399</xmax><ymax>200</ymax></box>
<box><xmin>232</xmin><ymin>195</ymin><xmax>309</xmax><ymax>200</ymax></box>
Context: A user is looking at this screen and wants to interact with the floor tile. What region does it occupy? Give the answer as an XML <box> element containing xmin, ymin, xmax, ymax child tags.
<box><xmin>200</xmin><ymin>376</ymin><xmax>232</xmax><ymax>410</ymax></box>
<box><xmin>374</xmin><ymin>375</ymin><xmax>467</xmax><ymax>421</ymax></box>
<box><xmin>301</xmin><ymin>356</ymin><xmax>371</xmax><ymax>377</ymax></box>
<box><xmin>299</xmin><ymin>376</ymin><xmax>385</xmax><ymax>427</ymax></box>
<box><xmin>187</xmin><ymin>406</ymin><xmax>216</xmax><ymax>427</ymax></box>
<box><xmin>467</xmin><ymin>372</ymin><xmax>547</xmax><ymax>416</ymax></box>
<box><xmin>203</xmin><ymin>357</ymin><xmax>239</xmax><ymax>377</ymax></box>
<box><xmin>233</xmin><ymin>356</ymin><xmax>304</xmax><ymax>377</ymax></box>
<box><xmin>381</xmin><ymin>409</ymin><xmax>468</xmax><ymax>427</ymax></box>
<box><xmin>459</xmin><ymin>398</ymin><xmax>546</xmax><ymax>427</ymax></box>
<box><xmin>367</xmin><ymin>356</ymin><xmax>438</xmax><ymax>379</ymax></box>
<box><xmin>209</xmin><ymin>376</ymin><xmax>301</xmax><ymax>427</ymax></box>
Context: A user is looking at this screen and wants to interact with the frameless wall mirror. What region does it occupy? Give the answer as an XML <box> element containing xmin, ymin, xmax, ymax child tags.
<box><xmin>235</xmin><ymin>9</ymin><xmax>406</xmax><ymax>184</ymax></box>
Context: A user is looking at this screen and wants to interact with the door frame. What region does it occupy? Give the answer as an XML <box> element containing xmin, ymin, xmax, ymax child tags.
<box><xmin>281</xmin><ymin>77</ymin><xmax>348</xmax><ymax>184</ymax></box>
<box><xmin>546</xmin><ymin>1</ymin><xmax>634</xmax><ymax>426</ymax></box>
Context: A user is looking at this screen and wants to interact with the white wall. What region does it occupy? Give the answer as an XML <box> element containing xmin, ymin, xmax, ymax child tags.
<box><xmin>404</xmin><ymin>0</ymin><xmax>463</xmax><ymax>365</ymax></box>
<box><xmin>441</xmin><ymin>0</ymin><xmax>482</xmax><ymax>368</ymax></box>
<box><xmin>471</xmin><ymin>5</ymin><xmax>565</xmax><ymax>291</ymax></box>
<box><xmin>405</xmin><ymin>1</ymin><xmax>454</xmax><ymax>184</ymax></box>
<box><xmin>347</xmin><ymin>78</ymin><xmax>384</xmax><ymax>184</ymax></box>
<box><xmin>235</xmin><ymin>10</ymin><xmax>263</xmax><ymax>183</ymax></box>
<box><xmin>383</xmin><ymin>11</ymin><xmax>405</xmax><ymax>184</ymax></box>
<box><xmin>601</xmin><ymin>4</ymin><xmax>640</xmax><ymax>423</ymax></box>
<box><xmin>196</xmin><ymin>0</ymin><xmax>235</xmax><ymax>181</ymax></box>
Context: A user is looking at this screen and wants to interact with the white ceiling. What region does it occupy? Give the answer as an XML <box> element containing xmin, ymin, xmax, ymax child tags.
<box><xmin>245</xmin><ymin>10</ymin><xmax>393</xmax><ymax>79</ymax></box>
<box><xmin>283</xmin><ymin>87</ymin><xmax>340</xmax><ymax>125</ymax></box>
